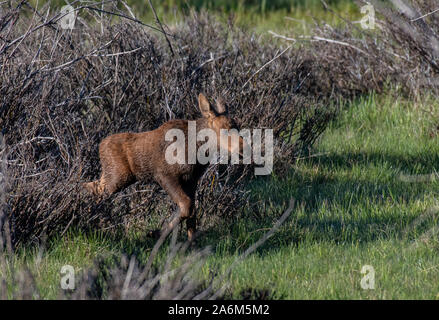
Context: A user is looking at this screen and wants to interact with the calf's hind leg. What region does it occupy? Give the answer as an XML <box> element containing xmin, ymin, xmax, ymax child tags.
<box><xmin>83</xmin><ymin>147</ymin><xmax>134</xmax><ymax>198</ymax></box>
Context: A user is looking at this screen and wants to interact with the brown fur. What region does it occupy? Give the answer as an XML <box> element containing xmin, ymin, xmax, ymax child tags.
<box><xmin>83</xmin><ymin>93</ymin><xmax>244</xmax><ymax>241</ymax></box>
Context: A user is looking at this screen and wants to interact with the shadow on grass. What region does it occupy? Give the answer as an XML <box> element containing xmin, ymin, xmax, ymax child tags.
<box><xmin>194</xmin><ymin>150</ymin><xmax>439</xmax><ymax>254</ymax></box>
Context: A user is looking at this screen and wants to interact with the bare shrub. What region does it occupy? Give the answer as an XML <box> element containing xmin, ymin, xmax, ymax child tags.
<box><xmin>373</xmin><ymin>0</ymin><xmax>439</xmax><ymax>95</ymax></box>
<box><xmin>272</xmin><ymin>0</ymin><xmax>439</xmax><ymax>98</ymax></box>
<box><xmin>0</xmin><ymin>1</ymin><xmax>333</xmax><ymax>244</ymax></box>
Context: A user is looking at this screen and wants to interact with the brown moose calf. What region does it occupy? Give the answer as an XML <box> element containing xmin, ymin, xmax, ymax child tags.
<box><xmin>83</xmin><ymin>93</ymin><xmax>245</xmax><ymax>241</ymax></box>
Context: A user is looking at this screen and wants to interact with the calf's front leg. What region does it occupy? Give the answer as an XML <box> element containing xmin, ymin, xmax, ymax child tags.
<box><xmin>155</xmin><ymin>173</ymin><xmax>196</xmax><ymax>241</ymax></box>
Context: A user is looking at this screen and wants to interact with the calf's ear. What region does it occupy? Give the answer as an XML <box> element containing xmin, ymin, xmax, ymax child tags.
<box><xmin>198</xmin><ymin>93</ymin><xmax>215</xmax><ymax>118</ymax></box>
<box><xmin>215</xmin><ymin>97</ymin><xmax>228</xmax><ymax>115</ymax></box>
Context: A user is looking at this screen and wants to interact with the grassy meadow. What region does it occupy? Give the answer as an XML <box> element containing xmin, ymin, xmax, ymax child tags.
<box><xmin>2</xmin><ymin>0</ymin><xmax>439</xmax><ymax>300</ymax></box>
<box><xmin>4</xmin><ymin>92</ymin><xmax>439</xmax><ymax>299</ymax></box>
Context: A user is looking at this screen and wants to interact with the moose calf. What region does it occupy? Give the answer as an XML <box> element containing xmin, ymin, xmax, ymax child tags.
<box><xmin>83</xmin><ymin>93</ymin><xmax>245</xmax><ymax>241</ymax></box>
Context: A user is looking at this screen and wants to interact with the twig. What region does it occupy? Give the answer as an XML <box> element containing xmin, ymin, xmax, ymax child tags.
<box><xmin>411</xmin><ymin>8</ymin><xmax>439</xmax><ymax>22</ymax></box>
<box><xmin>121</xmin><ymin>1</ymin><xmax>136</xmax><ymax>19</ymax></box>
<box><xmin>79</xmin><ymin>4</ymin><xmax>178</xmax><ymax>38</ymax></box>
<box><xmin>42</xmin><ymin>39</ymin><xmax>114</xmax><ymax>72</ymax></box>
<box><xmin>268</xmin><ymin>30</ymin><xmax>297</xmax><ymax>42</ymax></box>
<box><xmin>310</xmin><ymin>36</ymin><xmax>369</xmax><ymax>55</ymax></box>
<box><xmin>242</xmin><ymin>45</ymin><xmax>291</xmax><ymax>89</ymax></box>
<box><xmin>269</xmin><ymin>30</ymin><xmax>369</xmax><ymax>56</ymax></box>
<box><xmin>191</xmin><ymin>53</ymin><xmax>228</xmax><ymax>76</ymax></box>
<box><xmin>147</xmin><ymin>0</ymin><xmax>175</xmax><ymax>57</ymax></box>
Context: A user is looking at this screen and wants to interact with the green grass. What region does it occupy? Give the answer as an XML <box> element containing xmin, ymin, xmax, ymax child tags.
<box><xmin>30</xmin><ymin>0</ymin><xmax>360</xmax><ymax>35</ymax></box>
<box><xmin>156</xmin><ymin>0</ymin><xmax>359</xmax><ymax>35</ymax></box>
<box><xmin>155</xmin><ymin>0</ymin><xmax>359</xmax><ymax>35</ymax></box>
<box><xmin>3</xmin><ymin>92</ymin><xmax>439</xmax><ymax>299</ymax></box>
<box><xmin>211</xmin><ymin>93</ymin><xmax>439</xmax><ymax>299</ymax></box>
